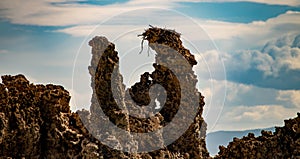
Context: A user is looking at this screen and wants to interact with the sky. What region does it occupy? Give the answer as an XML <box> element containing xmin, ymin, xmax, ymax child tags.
<box><xmin>0</xmin><ymin>0</ymin><xmax>300</xmax><ymax>133</ymax></box>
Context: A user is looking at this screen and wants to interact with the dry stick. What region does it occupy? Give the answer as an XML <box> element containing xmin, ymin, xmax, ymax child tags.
<box><xmin>138</xmin><ymin>38</ymin><xmax>151</xmax><ymax>56</ymax></box>
<box><xmin>138</xmin><ymin>35</ymin><xmax>144</xmax><ymax>54</ymax></box>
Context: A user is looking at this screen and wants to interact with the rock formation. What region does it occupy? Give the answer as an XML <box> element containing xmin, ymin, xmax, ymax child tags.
<box><xmin>0</xmin><ymin>26</ymin><xmax>209</xmax><ymax>158</ymax></box>
<box><xmin>0</xmin><ymin>26</ymin><xmax>299</xmax><ymax>158</ymax></box>
<box><xmin>80</xmin><ymin>25</ymin><xmax>209</xmax><ymax>158</ymax></box>
<box><xmin>0</xmin><ymin>74</ymin><xmax>99</xmax><ymax>158</ymax></box>
<box><xmin>215</xmin><ymin>113</ymin><xmax>300</xmax><ymax>159</ymax></box>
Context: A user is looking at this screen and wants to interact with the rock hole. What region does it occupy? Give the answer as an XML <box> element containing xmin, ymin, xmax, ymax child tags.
<box><xmin>154</xmin><ymin>98</ymin><xmax>161</xmax><ymax>110</ymax></box>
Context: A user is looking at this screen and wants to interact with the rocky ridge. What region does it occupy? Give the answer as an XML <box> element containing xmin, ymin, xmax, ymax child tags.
<box><xmin>215</xmin><ymin>113</ymin><xmax>300</xmax><ymax>159</ymax></box>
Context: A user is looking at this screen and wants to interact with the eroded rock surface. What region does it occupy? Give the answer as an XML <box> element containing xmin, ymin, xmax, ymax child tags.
<box><xmin>215</xmin><ymin>113</ymin><xmax>300</xmax><ymax>159</ymax></box>
<box><xmin>0</xmin><ymin>26</ymin><xmax>210</xmax><ymax>158</ymax></box>
<box><xmin>0</xmin><ymin>74</ymin><xmax>100</xmax><ymax>158</ymax></box>
<box><xmin>81</xmin><ymin>25</ymin><xmax>210</xmax><ymax>158</ymax></box>
<box><xmin>0</xmin><ymin>26</ymin><xmax>299</xmax><ymax>158</ymax></box>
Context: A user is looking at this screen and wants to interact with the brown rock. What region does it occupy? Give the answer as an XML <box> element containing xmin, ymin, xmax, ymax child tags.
<box><xmin>215</xmin><ymin>113</ymin><xmax>300</xmax><ymax>159</ymax></box>
<box><xmin>1</xmin><ymin>26</ymin><xmax>299</xmax><ymax>159</ymax></box>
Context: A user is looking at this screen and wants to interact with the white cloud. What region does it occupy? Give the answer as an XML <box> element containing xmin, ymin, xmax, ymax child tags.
<box><xmin>2</xmin><ymin>0</ymin><xmax>299</xmax><ymax>52</ymax></box>
<box><xmin>0</xmin><ymin>50</ymin><xmax>8</xmax><ymax>54</ymax></box>
<box><xmin>56</xmin><ymin>25</ymin><xmax>146</xmax><ymax>41</ymax></box>
<box><xmin>201</xmin><ymin>79</ymin><xmax>274</xmax><ymax>109</ymax></box>
<box><xmin>277</xmin><ymin>90</ymin><xmax>300</xmax><ymax>108</ymax></box>
<box><xmin>131</xmin><ymin>0</ymin><xmax>300</xmax><ymax>6</ymax></box>
<box><xmin>231</xmin><ymin>105</ymin><xmax>285</xmax><ymax>121</ymax></box>
<box><xmin>1</xmin><ymin>0</ymin><xmax>299</xmax><ymax>45</ymax></box>
<box><xmin>55</xmin><ymin>10</ymin><xmax>300</xmax><ymax>55</ymax></box>
<box><xmin>0</xmin><ymin>0</ymin><xmax>174</xmax><ymax>26</ymax></box>
<box><xmin>200</xmin><ymin>20</ymin><xmax>256</xmax><ymax>41</ymax></box>
<box><xmin>193</xmin><ymin>34</ymin><xmax>300</xmax><ymax>91</ymax></box>
<box><xmin>189</xmin><ymin>34</ymin><xmax>300</xmax><ymax>90</ymax></box>
<box><xmin>194</xmin><ymin>49</ymin><xmax>227</xmax><ymax>80</ymax></box>
<box><xmin>226</xmin><ymin>82</ymin><xmax>251</xmax><ymax>102</ymax></box>
<box><xmin>227</xmin><ymin>49</ymin><xmax>277</xmax><ymax>76</ymax></box>
<box><xmin>200</xmin><ymin>79</ymin><xmax>254</xmax><ymax>131</ymax></box>
<box><xmin>175</xmin><ymin>0</ymin><xmax>300</xmax><ymax>6</ymax></box>
<box><xmin>201</xmin><ymin>11</ymin><xmax>300</xmax><ymax>43</ymax></box>
<box><xmin>215</xmin><ymin>104</ymin><xmax>298</xmax><ymax>131</ymax></box>
<box><xmin>56</xmin><ymin>25</ymin><xmax>96</xmax><ymax>37</ymax></box>
<box><xmin>200</xmin><ymin>77</ymin><xmax>300</xmax><ymax>132</ymax></box>
<box><xmin>263</xmin><ymin>38</ymin><xmax>300</xmax><ymax>71</ymax></box>
<box><xmin>65</xmin><ymin>11</ymin><xmax>297</xmax><ymax>40</ymax></box>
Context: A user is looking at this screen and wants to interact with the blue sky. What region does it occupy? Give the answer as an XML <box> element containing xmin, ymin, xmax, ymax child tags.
<box><xmin>0</xmin><ymin>0</ymin><xmax>300</xmax><ymax>133</ymax></box>
<box><xmin>178</xmin><ymin>1</ymin><xmax>300</xmax><ymax>23</ymax></box>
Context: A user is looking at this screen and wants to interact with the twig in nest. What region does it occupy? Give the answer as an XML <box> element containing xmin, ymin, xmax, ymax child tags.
<box><xmin>138</xmin><ymin>35</ymin><xmax>151</xmax><ymax>56</ymax></box>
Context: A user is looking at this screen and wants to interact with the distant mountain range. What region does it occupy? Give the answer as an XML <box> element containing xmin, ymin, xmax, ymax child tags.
<box><xmin>206</xmin><ymin>127</ymin><xmax>275</xmax><ymax>156</ymax></box>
